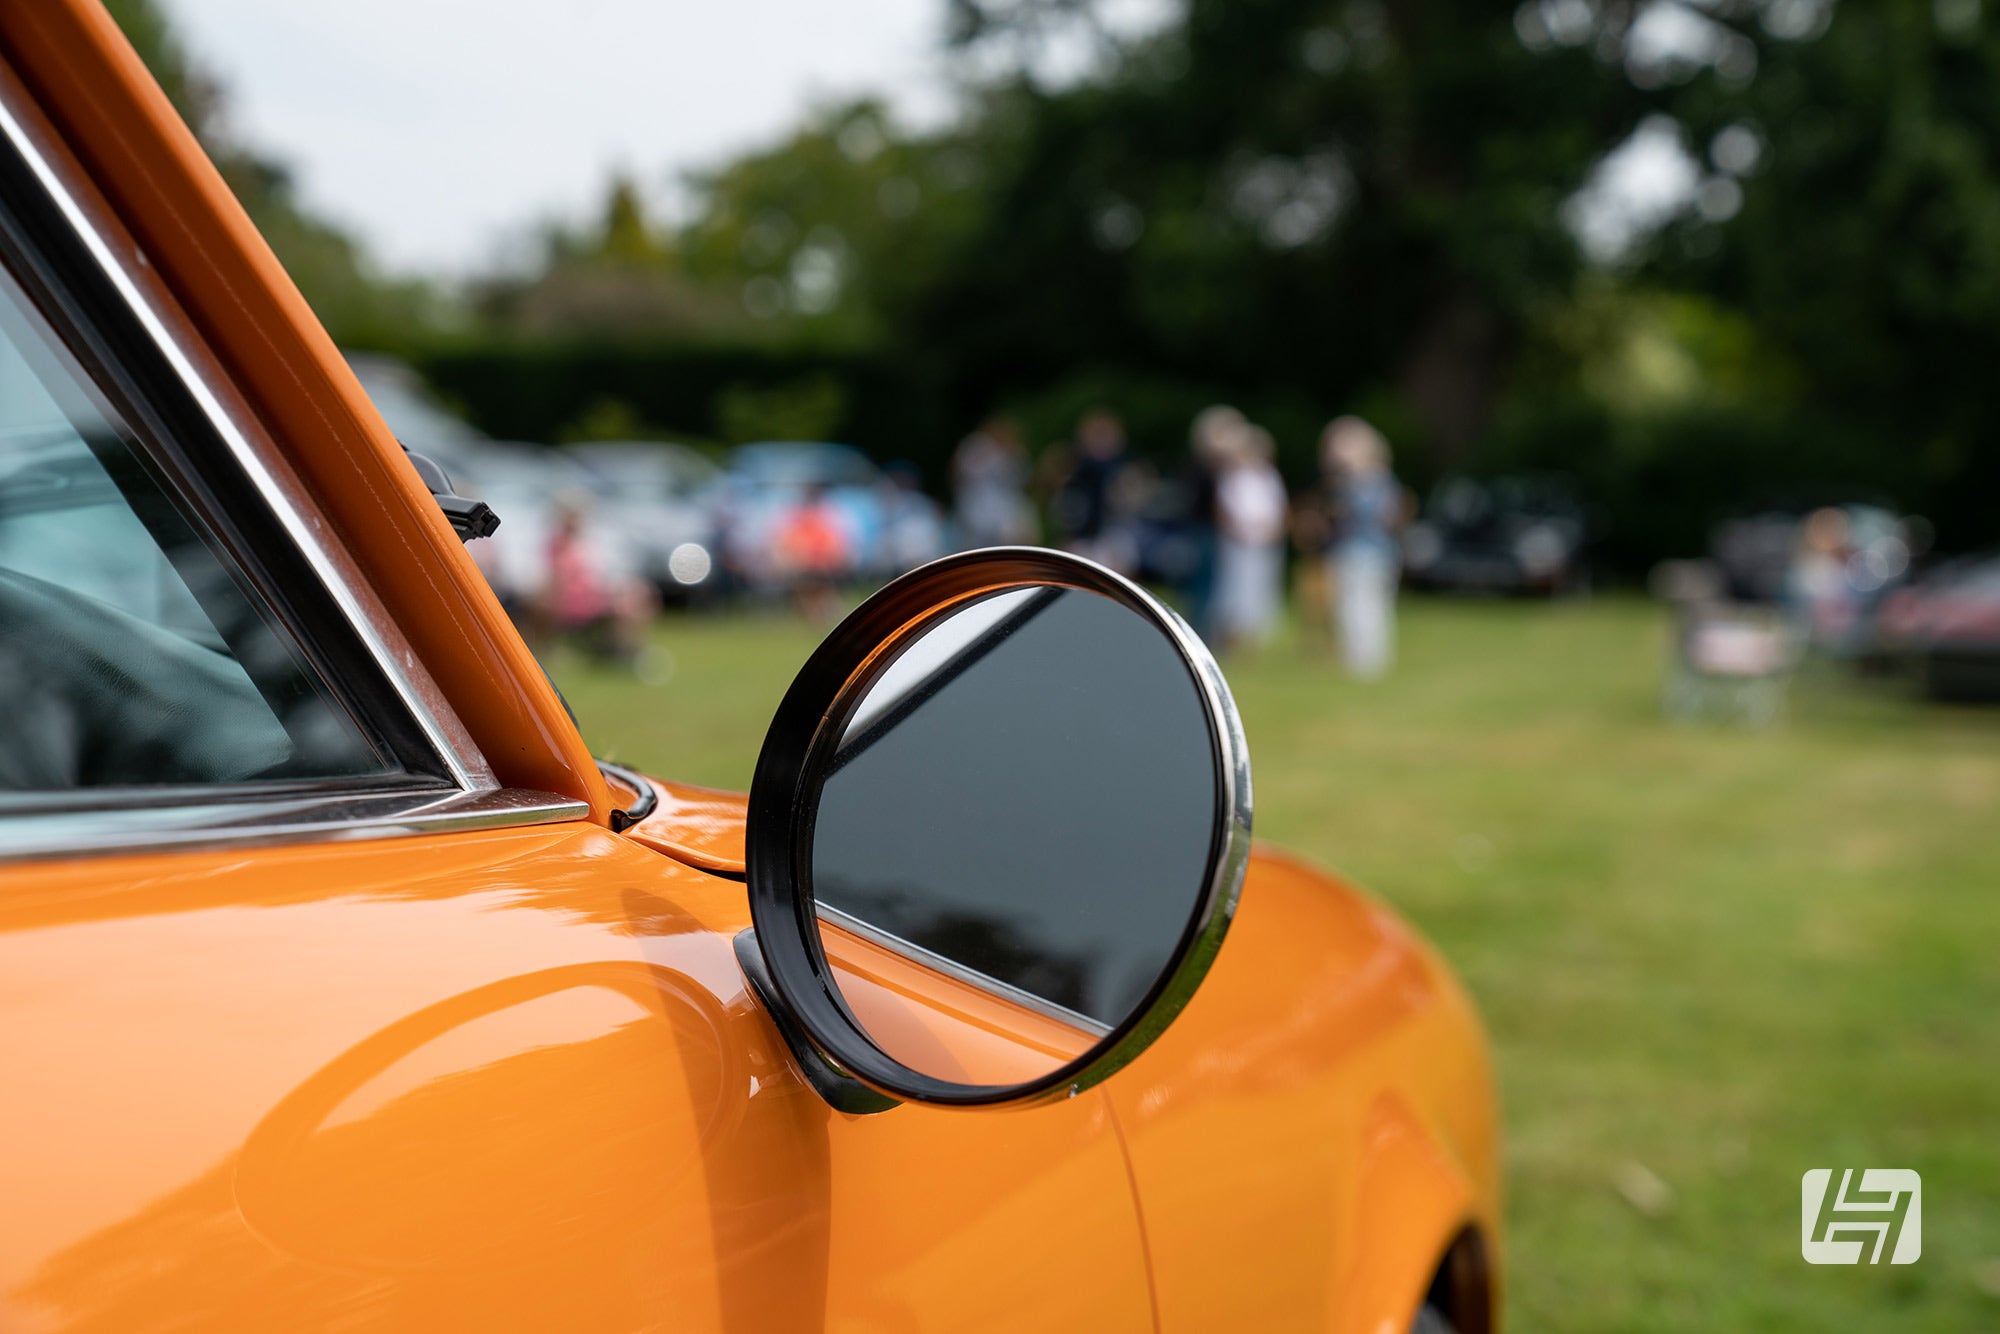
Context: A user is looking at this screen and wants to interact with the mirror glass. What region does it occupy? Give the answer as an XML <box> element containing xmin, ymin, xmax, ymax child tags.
<box><xmin>808</xmin><ymin>585</ymin><xmax>1219</xmax><ymax>1085</ymax></box>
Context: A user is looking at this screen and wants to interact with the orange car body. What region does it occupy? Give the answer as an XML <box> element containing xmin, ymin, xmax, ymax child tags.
<box><xmin>0</xmin><ymin>4</ymin><xmax>1500</xmax><ymax>1330</ymax></box>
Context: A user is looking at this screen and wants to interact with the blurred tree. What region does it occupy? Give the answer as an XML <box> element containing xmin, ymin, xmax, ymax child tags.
<box><xmin>714</xmin><ymin>374</ymin><xmax>850</xmax><ymax>444</ymax></box>
<box><xmin>599</xmin><ymin>177</ymin><xmax>669</xmax><ymax>266</ymax></box>
<box><xmin>676</xmin><ymin>101</ymin><xmax>986</xmax><ymax>348</ymax></box>
<box><xmin>910</xmin><ymin>0</ymin><xmax>1664</xmax><ymax>471</ymax></box>
<box><xmin>104</xmin><ymin>0</ymin><xmax>438</xmax><ymax>349</ymax></box>
<box><xmin>117</xmin><ymin>0</ymin><xmax>1999</xmax><ymax>553</ymax></box>
<box><xmin>558</xmin><ymin>395</ymin><xmax>664</xmax><ymax>444</ymax></box>
<box><xmin>1646</xmin><ymin>0</ymin><xmax>2000</xmax><ymax>545</ymax></box>
<box><xmin>473</xmin><ymin>175</ymin><xmax>744</xmax><ymax>339</ymax></box>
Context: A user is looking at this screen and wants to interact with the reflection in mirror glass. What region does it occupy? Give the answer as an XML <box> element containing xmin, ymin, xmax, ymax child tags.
<box><xmin>810</xmin><ymin>585</ymin><xmax>1218</xmax><ymax>1085</ymax></box>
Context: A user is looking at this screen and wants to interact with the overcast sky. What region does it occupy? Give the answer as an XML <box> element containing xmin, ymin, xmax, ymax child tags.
<box><xmin>162</xmin><ymin>0</ymin><xmax>1700</xmax><ymax>278</ymax></box>
<box><xmin>163</xmin><ymin>0</ymin><xmax>960</xmax><ymax>275</ymax></box>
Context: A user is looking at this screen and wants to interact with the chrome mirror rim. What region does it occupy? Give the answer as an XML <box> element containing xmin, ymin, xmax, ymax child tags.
<box><xmin>743</xmin><ymin>546</ymin><xmax>1252</xmax><ymax>1109</ymax></box>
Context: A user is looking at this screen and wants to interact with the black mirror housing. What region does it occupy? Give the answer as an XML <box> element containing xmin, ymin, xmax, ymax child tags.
<box><xmin>740</xmin><ymin>547</ymin><xmax>1252</xmax><ymax>1111</ymax></box>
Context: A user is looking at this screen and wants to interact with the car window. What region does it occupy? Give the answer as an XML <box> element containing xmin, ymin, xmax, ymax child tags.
<box><xmin>0</xmin><ymin>262</ymin><xmax>392</xmax><ymax>793</ymax></box>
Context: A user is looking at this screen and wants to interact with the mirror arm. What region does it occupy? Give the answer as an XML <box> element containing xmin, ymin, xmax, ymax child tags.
<box><xmin>733</xmin><ymin>929</ymin><xmax>899</xmax><ymax>1116</ymax></box>
<box><xmin>399</xmin><ymin>441</ymin><xmax>500</xmax><ymax>543</ymax></box>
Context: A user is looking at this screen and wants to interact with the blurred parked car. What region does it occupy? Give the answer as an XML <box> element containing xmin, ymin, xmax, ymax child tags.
<box><xmin>447</xmin><ymin>442</ymin><xmax>639</xmax><ymax>615</ymax></box>
<box><xmin>1128</xmin><ymin>467</ymin><xmax>1209</xmax><ymax>588</ymax></box>
<box><xmin>565</xmin><ymin>440</ymin><xmax>723</xmax><ymax>602</ymax></box>
<box><xmin>1402</xmin><ymin>474</ymin><xmax>1589</xmax><ymax>595</ymax></box>
<box><xmin>1876</xmin><ymin>553</ymin><xmax>2000</xmax><ymax>702</ymax></box>
<box><xmin>1709</xmin><ymin>498</ymin><xmax>1925</xmax><ymax>662</ymax></box>
<box><xmin>343</xmin><ymin>359</ymin><xmax>689</xmax><ymax>610</ymax></box>
<box><xmin>1710</xmin><ymin>498</ymin><xmax>1916</xmax><ymax>605</ymax></box>
<box><xmin>716</xmin><ymin>441</ymin><xmax>943</xmax><ymax>590</ymax></box>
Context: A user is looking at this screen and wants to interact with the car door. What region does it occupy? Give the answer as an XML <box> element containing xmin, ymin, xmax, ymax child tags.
<box><xmin>0</xmin><ymin>19</ymin><xmax>1153</xmax><ymax>1333</ymax></box>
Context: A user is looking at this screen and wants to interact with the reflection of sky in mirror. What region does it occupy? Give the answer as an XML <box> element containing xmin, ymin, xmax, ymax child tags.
<box><xmin>840</xmin><ymin>588</ymin><xmax>1038</xmax><ymax>740</ymax></box>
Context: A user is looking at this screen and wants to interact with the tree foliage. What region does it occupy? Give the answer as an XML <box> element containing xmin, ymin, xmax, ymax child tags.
<box><xmin>472</xmin><ymin>176</ymin><xmax>744</xmax><ymax>340</ymax></box>
<box><xmin>110</xmin><ymin>0</ymin><xmax>2000</xmax><ymax>555</ymax></box>
<box><xmin>1648</xmin><ymin>0</ymin><xmax>2000</xmax><ymax>544</ymax></box>
<box><xmin>900</xmin><ymin>0</ymin><xmax>1668</xmax><ymax>468</ymax></box>
<box><xmin>676</xmin><ymin>101</ymin><xmax>988</xmax><ymax>348</ymax></box>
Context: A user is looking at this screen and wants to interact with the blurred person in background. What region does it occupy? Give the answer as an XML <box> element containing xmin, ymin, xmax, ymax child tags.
<box><xmin>951</xmin><ymin>415</ymin><xmax>1035</xmax><ymax>548</ymax></box>
<box><xmin>1052</xmin><ymin>409</ymin><xmax>1140</xmax><ymax>575</ymax></box>
<box><xmin>776</xmin><ymin>482</ymin><xmax>851</xmax><ymax>622</ymax></box>
<box><xmin>1290</xmin><ymin>464</ymin><xmax>1338</xmax><ymax>654</ymax></box>
<box><xmin>540</xmin><ymin>493</ymin><xmax>655</xmax><ymax>670</ymax></box>
<box><xmin>1183</xmin><ymin>404</ymin><xmax>1244</xmax><ymax>639</ymax></box>
<box><xmin>1213</xmin><ymin>421</ymin><xmax>1289</xmax><ymax>653</ymax></box>
<box><xmin>881</xmin><ymin>462</ymin><xmax>948</xmax><ymax>572</ymax></box>
<box><xmin>1787</xmin><ymin>506</ymin><xmax>1861</xmax><ymax>651</ymax></box>
<box><xmin>1028</xmin><ymin>436</ymin><xmax>1073</xmax><ymax>538</ymax></box>
<box><xmin>1325</xmin><ymin>416</ymin><xmax>1403</xmax><ymax>679</ymax></box>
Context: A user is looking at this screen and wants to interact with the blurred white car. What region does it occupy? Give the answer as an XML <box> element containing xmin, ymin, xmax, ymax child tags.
<box><xmin>343</xmin><ymin>355</ymin><xmax>650</xmax><ymax>611</ymax></box>
<box><xmin>563</xmin><ymin>441</ymin><xmax>723</xmax><ymax>602</ymax></box>
<box><xmin>447</xmin><ymin>442</ymin><xmax>643</xmax><ymax>614</ymax></box>
<box><xmin>716</xmin><ymin>442</ymin><xmax>945</xmax><ymax>592</ymax></box>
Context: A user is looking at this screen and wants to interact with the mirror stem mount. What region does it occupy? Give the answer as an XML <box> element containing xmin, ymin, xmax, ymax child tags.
<box><xmin>734</xmin><ymin>929</ymin><xmax>899</xmax><ymax>1116</ymax></box>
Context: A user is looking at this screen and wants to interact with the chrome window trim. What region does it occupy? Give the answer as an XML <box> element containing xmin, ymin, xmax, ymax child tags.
<box><xmin>0</xmin><ymin>787</ymin><xmax>588</xmax><ymax>864</ymax></box>
<box><xmin>0</xmin><ymin>75</ymin><xmax>490</xmax><ymax>793</ymax></box>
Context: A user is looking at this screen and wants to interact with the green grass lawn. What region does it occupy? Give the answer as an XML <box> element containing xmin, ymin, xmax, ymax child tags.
<box><xmin>552</xmin><ymin>596</ymin><xmax>2000</xmax><ymax>1332</ymax></box>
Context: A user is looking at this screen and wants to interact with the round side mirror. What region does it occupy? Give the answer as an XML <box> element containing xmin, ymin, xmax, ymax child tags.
<box><xmin>742</xmin><ymin>548</ymin><xmax>1251</xmax><ymax>1109</ymax></box>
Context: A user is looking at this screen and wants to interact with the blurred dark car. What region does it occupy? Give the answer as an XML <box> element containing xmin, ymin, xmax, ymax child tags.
<box><xmin>1876</xmin><ymin>553</ymin><xmax>2000</xmax><ymax>702</ymax></box>
<box><xmin>1710</xmin><ymin>498</ymin><xmax>1914</xmax><ymax>605</ymax></box>
<box><xmin>715</xmin><ymin>442</ymin><xmax>943</xmax><ymax>590</ymax></box>
<box><xmin>564</xmin><ymin>440</ymin><xmax>723</xmax><ymax>601</ymax></box>
<box><xmin>1401</xmin><ymin>474</ymin><xmax>1589</xmax><ymax>595</ymax></box>
<box><xmin>1710</xmin><ymin>498</ymin><xmax>1923</xmax><ymax>661</ymax></box>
